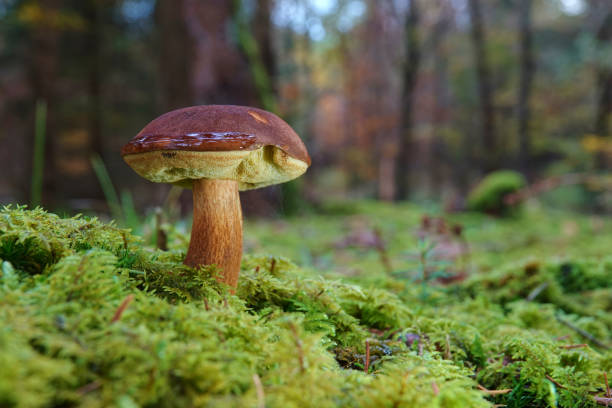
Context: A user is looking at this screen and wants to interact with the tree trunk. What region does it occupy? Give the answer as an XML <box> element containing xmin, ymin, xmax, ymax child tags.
<box><xmin>28</xmin><ymin>0</ymin><xmax>62</xmax><ymax>207</ymax></box>
<box><xmin>594</xmin><ymin>11</ymin><xmax>612</xmax><ymax>139</ymax></box>
<box><xmin>517</xmin><ymin>0</ymin><xmax>534</xmax><ymax>176</ymax></box>
<box><xmin>395</xmin><ymin>0</ymin><xmax>420</xmax><ymax>200</ymax></box>
<box><xmin>430</xmin><ymin>2</ymin><xmax>452</xmax><ymax>198</ymax></box>
<box><xmin>156</xmin><ymin>0</ymin><xmax>193</xmax><ymax>111</ymax></box>
<box><xmin>467</xmin><ymin>0</ymin><xmax>496</xmax><ymax>172</ymax></box>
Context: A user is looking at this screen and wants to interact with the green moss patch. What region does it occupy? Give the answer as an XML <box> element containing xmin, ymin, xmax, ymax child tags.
<box><xmin>0</xmin><ymin>206</ymin><xmax>610</xmax><ymax>407</ymax></box>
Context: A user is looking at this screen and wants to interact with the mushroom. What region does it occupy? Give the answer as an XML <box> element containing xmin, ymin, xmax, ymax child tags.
<box><xmin>121</xmin><ymin>105</ymin><xmax>310</xmax><ymax>288</ymax></box>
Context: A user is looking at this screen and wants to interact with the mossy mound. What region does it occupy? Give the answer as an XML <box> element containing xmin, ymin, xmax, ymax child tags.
<box><xmin>467</xmin><ymin>170</ymin><xmax>527</xmax><ymax>216</ymax></box>
<box><xmin>1</xmin><ymin>206</ymin><xmax>610</xmax><ymax>407</ymax></box>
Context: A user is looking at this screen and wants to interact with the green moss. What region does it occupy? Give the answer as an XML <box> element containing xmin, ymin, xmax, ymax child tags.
<box><xmin>467</xmin><ymin>170</ymin><xmax>527</xmax><ymax>216</ymax></box>
<box><xmin>0</xmin><ymin>205</ymin><xmax>610</xmax><ymax>407</ymax></box>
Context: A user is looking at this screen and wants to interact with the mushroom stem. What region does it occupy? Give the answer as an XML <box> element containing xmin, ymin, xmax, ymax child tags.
<box><xmin>185</xmin><ymin>178</ymin><xmax>243</xmax><ymax>289</ymax></box>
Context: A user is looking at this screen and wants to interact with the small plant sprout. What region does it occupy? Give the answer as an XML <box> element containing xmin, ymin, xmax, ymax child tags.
<box><xmin>121</xmin><ymin>105</ymin><xmax>310</xmax><ymax>288</ymax></box>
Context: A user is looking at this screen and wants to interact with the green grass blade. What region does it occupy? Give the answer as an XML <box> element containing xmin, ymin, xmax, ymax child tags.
<box><xmin>91</xmin><ymin>154</ymin><xmax>123</xmax><ymax>222</ymax></box>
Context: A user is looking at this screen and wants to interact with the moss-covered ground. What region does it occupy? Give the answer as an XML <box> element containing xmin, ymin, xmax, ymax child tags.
<box><xmin>1</xmin><ymin>202</ymin><xmax>611</xmax><ymax>407</ymax></box>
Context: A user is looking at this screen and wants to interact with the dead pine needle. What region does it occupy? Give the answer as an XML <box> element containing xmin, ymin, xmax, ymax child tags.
<box><xmin>559</xmin><ymin>344</ymin><xmax>588</xmax><ymax>349</ymax></box>
<box><xmin>252</xmin><ymin>374</ymin><xmax>265</xmax><ymax>408</ymax></box>
<box><xmin>477</xmin><ymin>384</ymin><xmax>512</xmax><ymax>395</ymax></box>
<box><xmin>545</xmin><ymin>374</ymin><xmax>566</xmax><ymax>390</ymax></box>
<box><xmin>526</xmin><ymin>282</ymin><xmax>549</xmax><ymax>301</ymax></box>
<box><xmin>110</xmin><ymin>294</ymin><xmax>134</xmax><ymax>323</ymax></box>
<box><xmin>556</xmin><ymin>315</ymin><xmax>610</xmax><ymax>350</ymax></box>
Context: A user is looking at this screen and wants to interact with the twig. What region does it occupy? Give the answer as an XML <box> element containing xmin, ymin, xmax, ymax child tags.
<box><xmin>559</xmin><ymin>344</ymin><xmax>588</xmax><ymax>349</ymax></box>
<box><xmin>252</xmin><ymin>374</ymin><xmax>265</xmax><ymax>408</ymax></box>
<box><xmin>595</xmin><ymin>397</ymin><xmax>612</xmax><ymax>406</ymax></box>
<box><xmin>526</xmin><ymin>282</ymin><xmax>549</xmax><ymax>301</ymax></box>
<box><xmin>477</xmin><ymin>384</ymin><xmax>512</xmax><ymax>395</ymax></box>
<box><xmin>364</xmin><ymin>339</ymin><xmax>371</xmax><ymax>373</ymax></box>
<box><xmin>545</xmin><ymin>375</ymin><xmax>566</xmax><ymax>389</ymax></box>
<box><xmin>605</xmin><ymin>372</ymin><xmax>611</xmax><ymax>398</ymax></box>
<box><xmin>203</xmin><ymin>297</ymin><xmax>210</xmax><ymax>311</ymax></box>
<box><xmin>556</xmin><ymin>315</ymin><xmax>610</xmax><ymax>349</ymax></box>
<box><xmin>111</xmin><ymin>294</ymin><xmax>134</xmax><ymax>323</ymax></box>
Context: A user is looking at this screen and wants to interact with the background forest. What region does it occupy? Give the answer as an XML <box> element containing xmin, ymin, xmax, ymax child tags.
<box><xmin>0</xmin><ymin>0</ymin><xmax>610</xmax><ymax>215</ymax></box>
<box><xmin>1</xmin><ymin>2</ymin><xmax>612</xmax><ymax>407</ymax></box>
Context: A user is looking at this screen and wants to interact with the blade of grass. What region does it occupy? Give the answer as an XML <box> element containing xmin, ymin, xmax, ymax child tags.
<box><xmin>91</xmin><ymin>153</ymin><xmax>123</xmax><ymax>222</ymax></box>
<box><xmin>120</xmin><ymin>189</ymin><xmax>140</xmax><ymax>231</ymax></box>
<box><xmin>30</xmin><ymin>99</ymin><xmax>47</xmax><ymax>208</ymax></box>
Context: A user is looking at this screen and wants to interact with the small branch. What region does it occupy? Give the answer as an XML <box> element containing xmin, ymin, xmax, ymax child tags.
<box><xmin>556</xmin><ymin>315</ymin><xmax>611</xmax><ymax>350</ymax></box>
<box><xmin>252</xmin><ymin>374</ymin><xmax>265</xmax><ymax>408</ymax></box>
<box><xmin>595</xmin><ymin>396</ymin><xmax>612</xmax><ymax>406</ymax></box>
<box><xmin>605</xmin><ymin>372</ymin><xmax>611</xmax><ymax>398</ymax></box>
<box><xmin>110</xmin><ymin>294</ymin><xmax>134</xmax><ymax>323</ymax></box>
<box><xmin>477</xmin><ymin>384</ymin><xmax>512</xmax><ymax>395</ymax></box>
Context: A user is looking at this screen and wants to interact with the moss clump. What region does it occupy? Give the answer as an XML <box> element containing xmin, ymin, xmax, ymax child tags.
<box><xmin>1</xmin><ymin>206</ymin><xmax>610</xmax><ymax>407</ymax></box>
<box><xmin>467</xmin><ymin>170</ymin><xmax>527</xmax><ymax>216</ymax></box>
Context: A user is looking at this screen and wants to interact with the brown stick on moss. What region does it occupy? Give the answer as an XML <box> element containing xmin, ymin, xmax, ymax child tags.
<box><xmin>184</xmin><ymin>178</ymin><xmax>243</xmax><ymax>288</ymax></box>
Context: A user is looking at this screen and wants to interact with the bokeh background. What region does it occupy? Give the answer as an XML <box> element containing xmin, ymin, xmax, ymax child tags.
<box><xmin>0</xmin><ymin>0</ymin><xmax>610</xmax><ymax>217</ymax></box>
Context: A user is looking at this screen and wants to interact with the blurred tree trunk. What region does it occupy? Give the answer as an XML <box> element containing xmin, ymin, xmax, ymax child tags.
<box><xmin>594</xmin><ymin>11</ymin><xmax>612</xmax><ymax>140</ymax></box>
<box><xmin>87</xmin><ymin>0</ymin><xmax>103</xmax><ymax>158</ymax></box>
<box><xmin>28</xmin><ymin>0</ymin><xmax>61</xmax><ymax>206</ymax></box>
<box><xmin>430</xmin><ymin>2</ymin><xmax>452</xmax><ymax>198</ymax></box>
<box><xmin>467</xmin><ymin>0</ymin><xmax>496</xmax><ymax>172</ymax></box>
<box><xmin>395</xmin><ymin>0</ymin><xmax>420</xmax><ymax>200</ymax></box>
<box><xmin>517</xmin><ymin>0</ymin><xmax>534</xmax><ymax>176</ymax></box>
<box><xmin>253</xmin><ymin>0</ymin><xmax>277</xmax><ymax>94</ymax></box>
<box><xmin>156</xmin><ymin>0</ymin><xmax>193</xmax><ymax>111</ymax></box>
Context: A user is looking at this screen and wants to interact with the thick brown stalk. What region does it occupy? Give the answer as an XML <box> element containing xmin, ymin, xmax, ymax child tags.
<box><xmin>184</xmin><ymin>178</ymin><xmax>243</xmax><ymax>288</ymax></box>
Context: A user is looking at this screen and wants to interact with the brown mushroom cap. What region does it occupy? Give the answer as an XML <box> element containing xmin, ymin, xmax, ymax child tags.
<box><xmin>121</xmin><ymin>105</ymin><xmax>310</xmax><ymax>191</ymax></box>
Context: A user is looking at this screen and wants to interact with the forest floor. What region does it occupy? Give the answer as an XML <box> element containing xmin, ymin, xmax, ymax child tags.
<box><xmin>1</xmin><ymin>201</ymin><xmax>611</xmax><ymax>407</ymax></box>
